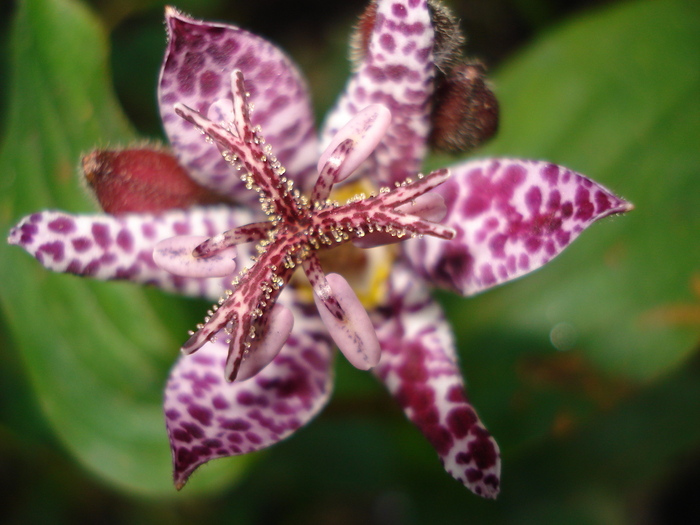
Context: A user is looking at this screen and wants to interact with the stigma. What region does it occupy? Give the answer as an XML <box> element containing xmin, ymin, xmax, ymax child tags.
<box><xmin>154</xmin><ymin>70</ymin><xmax>455</xmax><ymax>382</ymax></box>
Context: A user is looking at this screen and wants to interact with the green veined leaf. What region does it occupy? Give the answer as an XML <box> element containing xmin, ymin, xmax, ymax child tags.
<box><xmin>0</xmin><ymin>0</ymin><xmax>251</xmax><ymax>496</ymax></box>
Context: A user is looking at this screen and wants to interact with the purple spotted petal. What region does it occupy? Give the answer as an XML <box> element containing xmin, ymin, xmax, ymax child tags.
<box><xmin>372</xmin><ymin>262</ymin><xmax>501</xmax><ymax>498</ymax></box>
<box><xmin>7</xmin><ymin>206</ymin><xmax>255</xmax><ymax>299</ymax></box>
<box><xmin>321</xmin><ymin>0</ymin><xmax>435</xmax><ymax>186</ymax></box>
<box><xmin>165</xmin><ymin>296</ymin><xmax>334</xmax><ymax>489</ymax></box>
<box><xmin>159</xmin><ymin>9</ymin><xmax>318</xmax><ymax>200</ymax></box>
<box><xmin>403</xmin><ymin>158</ymin><xmax>633</xmax><ymax>296</ymax></box>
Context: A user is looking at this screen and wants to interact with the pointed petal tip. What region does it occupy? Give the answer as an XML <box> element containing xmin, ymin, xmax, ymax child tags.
<box><xmin>6</xmin><ymin>224</ymin><xmax>20</xmax><ymax>246</ymax></box>
<box><xmin>619</xmin><ymin>199</ymin><xmax>635</xmax><ymax>213</ymax></box>
<box><xmin>404</xmin><ymin>158</ymin><xmax>635</xmax><ymax>296</ymax></box>
<box><xmin>592</xmin><ymin>192</ymin><xmax>633</xmax><ymax>223</ymax></box>
<box><xmin>164</xmin><ymin>6</ymin><xmax>187</xmax><ymax>35</ymax></box>
<box><xmin>164</xmin><ymin>5</ymin><xmax>191</xmax><ymax>25</ymax></box>
<box><xmin>474</xmin><ymin>482</ymin><xmax>500</xmax><ymax>500</ymax></box>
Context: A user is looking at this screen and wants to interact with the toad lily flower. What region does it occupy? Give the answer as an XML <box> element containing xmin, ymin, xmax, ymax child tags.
<box><xmin>7</xmin><ymin>0</ymin><xmax>631</xmax><ymax>499</ymax></box>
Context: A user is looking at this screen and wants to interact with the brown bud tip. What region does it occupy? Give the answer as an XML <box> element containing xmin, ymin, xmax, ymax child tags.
<box><xmin>349</xmin><ymin>0</ymin><xmax>378</xmax><ymax>70</ymax></box>
<box><xmin>82</xmin><ymin>147</ymin><xmax>224</xmax><ymax>215</ymax></box>
<box><xmin>429</xmin><ymin>0</ymin><xmax>466</xmax><ymax>73</ymax></box>
<box><xmin>350</xmin><ymin>0</ymin><xmax>465</xmax><ymax>73</ymax></box>
<box><xmin>429</xmin><ymin>62</ymin><xmax>500</xmax><ymax>154</ymax></box>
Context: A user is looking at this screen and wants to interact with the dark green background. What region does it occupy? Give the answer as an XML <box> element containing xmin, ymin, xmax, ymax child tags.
<box><xmin>0</xmin><ymin>0</ymin><xmax>698</xmax><ymax>523</ymax></box>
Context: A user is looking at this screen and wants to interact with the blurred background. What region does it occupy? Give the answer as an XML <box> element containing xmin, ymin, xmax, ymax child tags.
<box><xmin>1</xmin><ymin>0</ymin><xmax>698</xmax><ymax>523</ymax></box>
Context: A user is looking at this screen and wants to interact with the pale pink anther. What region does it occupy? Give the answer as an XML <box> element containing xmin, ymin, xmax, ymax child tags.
<box><xmin>313</xmin><ymin>272</ymin><xmax>381</xmax><ymax>370</ymax></box>
<box><xmin>310</xmin><ymin>139</ymin><xmax>354</xmax><ymax>205</ymax></box>
<box><xmin>230</xmin><ymin>303</ymin><xmax>294</xmax><ymax>382</ymax></box>
<box><xmin>153</xmin><ymin>235</ymin><xmax>236</xmax><ymax>278</ymax></box>
<box><xmin>314</xmin><ymin>104</ymin><xmax>392</xmax><ymax>197</ymax></box>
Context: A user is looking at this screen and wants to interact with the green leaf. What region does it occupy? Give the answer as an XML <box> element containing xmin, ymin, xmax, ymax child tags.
<box><xmin>440</xmin><ymin>0</ymin><xmax>700</xmax><ymax>382</ymax></box>
<box><xmin>0</xmin><ymin>0</ymin><xmax>250</xmax><ymax>495</ymax></box>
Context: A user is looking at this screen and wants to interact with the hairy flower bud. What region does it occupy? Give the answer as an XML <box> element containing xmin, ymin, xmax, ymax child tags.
<box><xmin>350</xmin><ymin>0</ymin><xmax>499</xmax><ymax>155</ymax></box>
<box><xmin>82</xmin><ymin>147</ymin><xmax>223</xmax><ymax>215</ymax></box>
<box><xmin>429</xmin><ymin>62</ymin><xmax>499</xmax><ymax>153</ymax></box>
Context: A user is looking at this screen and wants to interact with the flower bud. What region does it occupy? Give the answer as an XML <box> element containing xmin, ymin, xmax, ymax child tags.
<box><xmin>82</xmin><ymin>147</ymin><xmax>223</xmax><ymax>215</ymax></box>
<box><xmin>429</xmin><ymin>62</ymin><xmax>499</xmax><ymax>153</ymax></box>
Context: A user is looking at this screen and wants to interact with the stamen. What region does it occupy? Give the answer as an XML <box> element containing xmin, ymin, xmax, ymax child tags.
<box><xmin>312</xmin><ymin>273</ymin><xmax>381</xmax><ymax>370</ymax></box>
<box><xmin>311</xmin><ymin>139</ymin><xmax>354</xmax><ymax>204</ymax></box>
<box><xmin>168</xmin><ymin>71</ymin><xmax>457</xmax><ymax>383</ymax></box>
<box><xmin>232</xmin><ymin>303</ymin><xmax>294</xmax><ymax>382</ymax></box>
<box><xmin>396</xmin><ymin>192</ymin><xmax>447</xmax><ymax>223</ymax></box>
<box><xmin>372</xmin><ymin>168</ymin><xmax>451</xmax><ymax>208</ymax></box>
<box><xmin>153</xmin><ymin>235</ymin><xmax>236</xmax><ymax>278</ymax></box>
<box><xmin>303</xmin><ymin>254</ymin><xmax>343</xmax><ymax>319</ymax></box>
<box><xmin>313</xmin><ymin>104</ymin><xmax>392</xmax><ymax>203</ymax></box>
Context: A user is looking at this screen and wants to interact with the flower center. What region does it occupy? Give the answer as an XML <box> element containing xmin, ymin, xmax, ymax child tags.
<box><xmin>154</xmin><ymin>70</ymin><xmax>455</xmax><ymax>382</ymax></box>
<box><xmin>291</xmin><ymin>179</ymin><xmax>395</xmax><ymax>309</ymax></box>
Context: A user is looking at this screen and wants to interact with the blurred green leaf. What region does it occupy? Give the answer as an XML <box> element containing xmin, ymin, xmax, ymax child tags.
<box><xmin>439</xmin><ymin>0</ymin><xmax>700</xmax><ymax>382</ymax></box>
<box><xmin>0</xmin><ymin>0</ymin><xmax>249</xmax><ymax>495</ymax></box>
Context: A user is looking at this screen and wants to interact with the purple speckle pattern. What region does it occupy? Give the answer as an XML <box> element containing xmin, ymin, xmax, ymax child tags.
<box><xmin>159</xmin><ymin>9</ymin><xmax>318</xmax><ymax>200</ymax></box>
<box><xmin>373</xmin><ymin>262</ymin><xmax>500</xmax><ymax>498</ymax></box>
<box><xmin>7</xmin><ymin>206</ymin><xmax>255</xmax><ymax>299</ymax></box>
<box><xmin>321</xmin><ymin>0</ymin><xmax>434</xmax><ymax>186</ymax></box>
<box><xmin>165</xmin><ymin>296</ymin><xmax>334</xmax><ymax>488</ymax></box>
<box><xmin>5</xmin><ymin>0</ymin><xmax>633</xmax><ymax>499</ymax></box>
<box><xmin>403</xmin><ymin>158</ymin><xmax>632</xmax><ymax>296</ymax></box>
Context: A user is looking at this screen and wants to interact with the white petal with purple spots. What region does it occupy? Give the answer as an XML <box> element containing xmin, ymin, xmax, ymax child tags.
<box><xmin>404</xmin><ymin>158</ymin><xmax>633</xmax><ymax>296</ymax></box>
<box><xmin>7</xmin><ymin>206</ymin><xmax>255</xmax><ymax>299</ymax></box>
<box><xmin>321</xmin><ymin>0</ymin><xmax>436</xmax><ymax>186</ymax></box>
<box><xmin>372</xmin><ymin>262</ymin><xmax>501</xmax><ymax>498</ymax></box>
<box><xmin>5</xmin><ymin>1</ymin><xmax>634</xmax><ymax>500</ymax></box>
<box><xmin>165</xmin><ymin>296</ymin><xmax>334</xmax><ymax>488</ymax></box>
<box><xmin>159</xmin><ymin>9</ymin><xmax>318</xmax><ymax>200</ymax></box>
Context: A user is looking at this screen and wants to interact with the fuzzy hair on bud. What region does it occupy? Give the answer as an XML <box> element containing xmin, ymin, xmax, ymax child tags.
<box><xmin>82</xmin><ymin>146</ymin><xmax>223</xmax><ymax>215</ymax></box>
<box><xmin>429</xmin><ymin>62</ymin><xmax>499</xmax><ymax>153</ymax></box>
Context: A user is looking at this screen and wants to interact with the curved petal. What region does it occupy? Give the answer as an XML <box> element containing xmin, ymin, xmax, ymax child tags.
<box><xmin>7</xmin><ymin>206</ymin><xmax>255</xmax><ymax>300</ymax></box>
<box><xmin>165</xmin><ymin>294</ymin><xmax>334</xmax><ymax>489</ymax></box>
<box><xmin>159</xmin><ymin>9</ymin><xmax>318</xmax><ymax>200</ymax></box>
<box><xmin>321</xmin><ymin>0</ymin><xmax>435</xmax><ymax>186</ymax></box>
<box><xmin>372</xmin><ymin>262</ymin><xmax>501</xmax><ymax>498</ymax></box>
<box><xmin>403</xmin><ymin>158</ymin><xmax>633</xmax><ymax>296</ymax></box>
